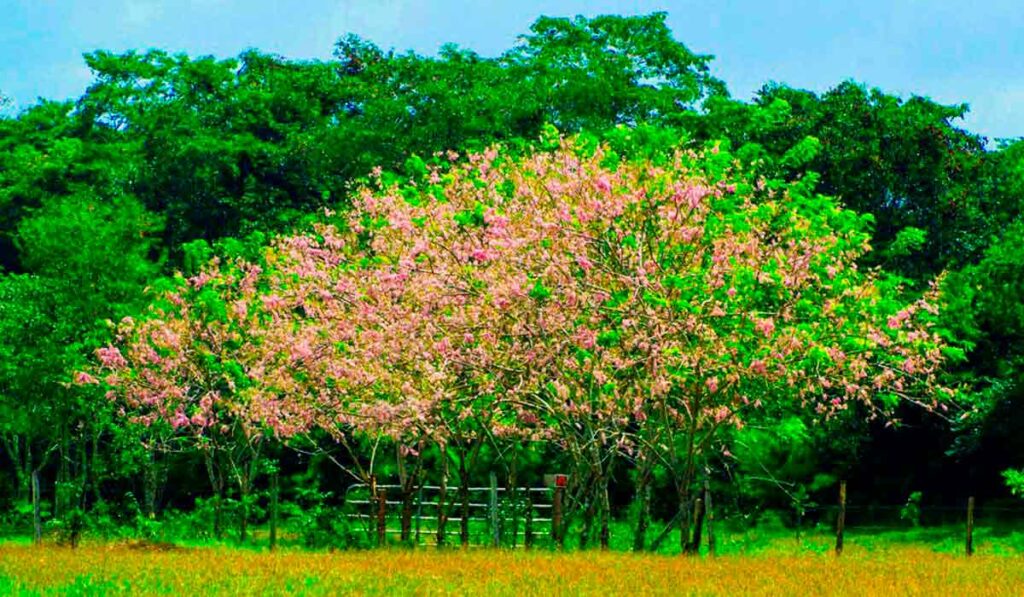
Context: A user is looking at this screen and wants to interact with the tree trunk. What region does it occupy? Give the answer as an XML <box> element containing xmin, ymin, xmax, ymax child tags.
<box><xmin>459</xmin><ymin>458</ymin><xmax>470</xmax><ymax>548</ymax></box>
<box><xmin>578</xmin><ymin>485</ymin><xmax>595</xmax><ymax>550</ymax></box>
<box><xmin>678</xmin><ymin>486</ymin><xmax>691</xmax><ymax>554</ymax></box>
<box><xmin>508</xmin><ymin>458</ymin><xmax>518</xmax><ymax>548</ymax></box>
<box><xmin>436</xmin><ymin>454</ymin><xmax>448</xmax><ymax>548</ymax></box>
<box><xmin>599</xmin><ymin>478</ymin><xmax>610</xmax><ymax>551</ymax></box>
<box><xmin>90</xmin><ymin>430</ymin><xmax>103</xmax><ymax>505</ymax></box>
<box><xmin>269</xmin><ymin>468</ymin><xmax>279</xmax><ymax>551</ymax></box>
<box><xmin>687</xmin><ymin>498</ymin><xmax>704</xmax><ymax>555</ymax></box>
<box><xmin>239</xmin><ymin>482</ymin><xmax>249</xmax><ymax>543</ymax></box>
<box><xmin>143</xmin><ymin>451</ymin><xmax>158</xmax><ymax>519</ymax></box>
<box><xmin>203</xmin><ymin>452</ymin><xmax>225</xmax><ymax>540</ymax></box>
<box><xmin>400</xmin><ymin>487</ymin><xmax>414</xmax><ymax>543</ymax></box>
<box><xmin>55</xmin><ymin>424</ymin><xmax>69</xmax><ymax>521</ymax></box>
<box><xmin>32</xmin><ymin>469</ymin><xmax>42</xmax><ymax>546</ymax></box>
<box><xmin>2</xmin><ymin>435</ymin><xmax>28</xmax><ymax>502</ymax></box>
<box><xmin>633</xmin><ymin>478</ymin><xmax>651</xmax><ymax>552</ymax></box>
<box><xmin>376</xmin><ymin>489</ymin><xmax>388</xmax><ymax>547</ymax></box>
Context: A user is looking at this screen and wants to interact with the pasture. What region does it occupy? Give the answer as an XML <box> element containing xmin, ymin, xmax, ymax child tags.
<box><xmin>2</xmin><ymin>534</ymin><xmax>1023</xmax><ymax>595</ymax></box>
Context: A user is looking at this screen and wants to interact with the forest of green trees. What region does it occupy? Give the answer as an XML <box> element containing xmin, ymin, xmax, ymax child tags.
<box><xmin>1</xmin><ymin>13</ymin><xmax>1023</xmax><ymax>548</ymax></box>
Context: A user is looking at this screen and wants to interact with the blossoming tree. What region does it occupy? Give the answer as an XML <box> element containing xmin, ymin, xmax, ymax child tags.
<box><xmin>91</xmin><ymin>136</ymin><xmax>951</xmax><ymax>551</ymax></box>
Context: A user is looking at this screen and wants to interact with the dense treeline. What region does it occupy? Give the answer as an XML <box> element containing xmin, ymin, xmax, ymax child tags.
<box><xmin>1</xmin><ymin>13</ymin><xmax>1022</xmax><ymax>545</ymax></box>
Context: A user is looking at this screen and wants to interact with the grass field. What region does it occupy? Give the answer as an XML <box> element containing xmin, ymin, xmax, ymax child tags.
<box><xmin>1</xmin><ymin>541</ymin><xmax>1023</xmax><ymax>595</ymax></box>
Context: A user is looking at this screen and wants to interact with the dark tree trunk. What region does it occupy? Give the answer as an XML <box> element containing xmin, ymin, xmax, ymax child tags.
<box><xmin>436</xmin><ymin>454</ymin><xmax>448</xmax><ymax>548</ymax></box>
<box><xmin>678</xmin><ymin>486</ymin><xmax>691</xmax><ymax>554</ymax></box>
<box><xmin>634</xmin><ymin>478</ymin><xmax>651</xmax><ymax>552</ymax></box>
<box><xmin>143</xmin><ymin>451</ymin><xmax>158</xmax><ymax>519</ymax></box>
<box><xmin>599</xmin><ymin>479</ymin><xmax>610</xmax><ymax>551</ymax></box>
<box><xmin>459</xmin><ymin>458</ymin><xmax>470</xmax><ymax>548</ymax></box>
<box><xmin>32</xmin><ymin>469</ymin><xmax>42</xmax><ymax>546</ymax></box>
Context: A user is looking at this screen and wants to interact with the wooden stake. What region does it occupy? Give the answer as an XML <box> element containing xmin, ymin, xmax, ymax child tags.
<box><xmin>552</xmin><ymin>484</ymin><xmax>565</xmax><ymax>549</ymax></box>
<box><xmin>835</xmin><ymin>480</ymin><xmax>846</xmax><ymax>556</ymax></box>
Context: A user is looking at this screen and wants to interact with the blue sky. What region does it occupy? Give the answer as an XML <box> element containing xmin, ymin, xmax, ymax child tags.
<box><xmin>2</xmin><ymin>0</ymin><xmax>1022</xmax><ymax>140</ymax></box>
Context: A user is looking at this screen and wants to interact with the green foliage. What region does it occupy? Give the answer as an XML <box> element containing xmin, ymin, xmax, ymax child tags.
<box><xmin>0</xmin><ymin>10</ymin><xmax>1022</xmax><ymax>548</ymax></box>
<box><xmin>1005</xmin><ymin>470</ymin><xmax>1024</xmax><ymax>498</ymax></box>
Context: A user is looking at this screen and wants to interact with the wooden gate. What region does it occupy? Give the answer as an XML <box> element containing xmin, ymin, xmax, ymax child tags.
<box><xmin>343</xmin><ymin>473</ymin><xmax>559</xmax><ymax>547</ymax></box>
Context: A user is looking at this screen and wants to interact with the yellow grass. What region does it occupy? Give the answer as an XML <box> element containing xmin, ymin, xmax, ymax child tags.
<box><xmin>1</xmin><ymin>543</ymin><xmax>1021</xmax><ymax>595</ymax></box>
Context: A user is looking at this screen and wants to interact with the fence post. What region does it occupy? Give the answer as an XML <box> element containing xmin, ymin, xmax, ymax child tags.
<box><xmin>835</xmin><ymin>480</ymin><xmax>846</xmax><ymax>556</ymax></box>
<box><xmin>552</xmin><ymin>484</ymin><xmax>565</xmax><ymax>548</ymax></box>
<box><xmin>269</xmin><ymin>468</ymin><xmax>279</xmax><ymax>552</ymax></box>
<box><xmin>489</xmin><ymin>472</ymin><xmax>500</xmax><ymax>548</ymax></box>
<box><xmin>966</xmin><ymin>496</ymin><xmax>975</xmax><ymax>557</ymax></box>
<box><xmin>32</xmin><ymin>470</ymin><xmax>41</xmax><ymax>546</ymax></box>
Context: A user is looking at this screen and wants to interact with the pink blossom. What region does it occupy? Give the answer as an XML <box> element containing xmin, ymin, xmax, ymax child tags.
<box><xmin>171</xmin><ymin>411</ymin><xmax>189</xmax><ymax>430</ymax></box>
<box><xmin>74</xmin><ymin>371</ymin><xmax>99</xmax><ymax>385</ymax></box>
<box><xmin>574</xmin><ymin>328</ymin><xmax>597</xmax><ymax>349</ymax></box>
<box><xmin>96</xmin><ymin>346</ymin><xmax>128</xmax><ymax>370</ymax></box>
<box><xmin>754</xmin><ymin>318</ymin><xmax>775</xmax><ymax>338</ymax></box>
<box><xmin>262</xmin><ymin>294</ymin><xmax>287</xmax><ymax>312</ymax></box>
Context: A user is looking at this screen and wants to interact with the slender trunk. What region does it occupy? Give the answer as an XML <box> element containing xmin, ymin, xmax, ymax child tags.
<box><xmin>436</xmin><ymin>453</ymin><xmax>448</xmax><ymax>548</ymax></box>
<box><xmin>678</xmin><ymin>485</ymin><xmax>691</xmax><ymax>554</ymax></box>
<box><xmin>32</xmin><ymin>469</ymin><xmax>42</xmax><ymax>546</ymax></box>
<box><xmin>239</xmin><ymin>480</ymin><xmax>249</xmax><ymax>543</ymax></box>
<box><xmin>56</xmin><ymin>424</ymin><xmax>69</xmax><ymax>521</ymax></box>
<box><xmin>633</xmin><ymin>475</ymin><xmax>651</xmax><ymax>552</ymax></box>
<box><xmin>23</xmin><ymin>441</ymin><xmax>32</xmax><ymax>503</ymax></box>
<box><xmin>399</xmin><ymin>449</ymin><xmax>423</xmax><ymax>545</ymax></box>
<box><xmin>3</xmin><ymin>434</ymin><xmax>28</xmax><ymax>502</ymax></box>
<box><xmin>400</xmin><ymin>487</ymin><xmax>414</xmax><ymax>543</ymax></box>
<box><xmin>90</xmin><ymin>430</ymin><xmax>103</xmax><ymax>504</ymax></box>
<box><xmin>599</xmin><ymin>477</ymin><xmax>610</xmax><ymax>551</ymax></box>
<box><xmin>704</xmin><ymin>473</ymin><xmax>715</xmax><ymax>556</ymax></box>
<box><xmin>203</xmin><ymin>451</ymin><xmax>225</xmax><ymax>540</ymax></box>
<box><xmin>376</xmin><ymin>488</ymin><xmax>388</xmax><ymax>547</ymax></box>
<box><xmin>269</xmin><ymin>467</ymin><xmax>279</xmax><ymax>551</ymax></box>
<box><xmin>143</xmin><ymin>450</ymin><xmax>157</xmax><ymax>519</ymax></box>
<box><xmin>508</xmin><ymin>457</ymin><xmax>518</xmax><ymax>548</ymax></box>
<box><xmin>688</xmin><ymin>498</ymin><xmax>704</xmax><ymax>555</ymax></box>
<box><xmin>525</xmin><ymin>490</ymin><xmax>535</xmax><ymax>549</ymax></box>
<box><xmin>578</xmin><ymin>482</ymin><xmax>595</xmax><ymax>550</ymax></box>
<box><xmin>459</xmin><ymin>457</ymin><xmax>470</xmax><ymax>548</ymax></box>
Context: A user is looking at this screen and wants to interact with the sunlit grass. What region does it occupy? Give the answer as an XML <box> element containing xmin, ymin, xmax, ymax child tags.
<box><xmin>1</xmin><ymin>541</ymin><xmax>1022</xmax><ymax>595</ymax></box>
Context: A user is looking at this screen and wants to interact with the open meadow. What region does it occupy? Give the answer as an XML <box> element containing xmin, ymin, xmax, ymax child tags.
<box><xmin>4</xmin><ymin>527</ymin><xmax>1024</xmax><ymax>596</ymax></box>
<box><xmin>2</xmin><ymin>542</ymin><xmax>1023</xmax><ymax>596</ymax></box>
